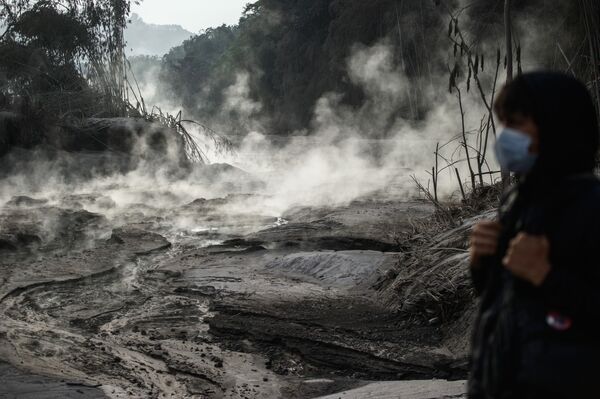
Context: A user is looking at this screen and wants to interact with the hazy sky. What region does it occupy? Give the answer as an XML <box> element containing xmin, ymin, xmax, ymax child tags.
<box><xmin>132</xmin><ymin>0</ymin><xmax>253</xmax><ymax>33</ymax></box>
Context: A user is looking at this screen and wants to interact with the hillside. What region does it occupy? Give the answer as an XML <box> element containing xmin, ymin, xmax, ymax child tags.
<box><xmin>125</xmin><ymin>13</ymin><xmax>193</xmax><ymax>56</ymax></box>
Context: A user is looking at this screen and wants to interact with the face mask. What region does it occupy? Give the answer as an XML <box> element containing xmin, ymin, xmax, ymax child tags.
<box><xmin>494</xmin><ymin>127</ymin><xmax>538</xmax><ymax>173</ymax></box>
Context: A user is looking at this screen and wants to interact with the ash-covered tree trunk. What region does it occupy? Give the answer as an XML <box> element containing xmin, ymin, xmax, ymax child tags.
<box><xmin>505</xmin><ymin>0</ymin><xmax>513</xmax><ymax>83</ymax></box>
<box><xmin>579</xmin><ymin>0</ymin><xmax>600</xmax><ymax>121</ymax></box>
<box><xmin>501</xmin><ymin>0</ymin><xmax>512</xmax><ymax>187</ymax></box>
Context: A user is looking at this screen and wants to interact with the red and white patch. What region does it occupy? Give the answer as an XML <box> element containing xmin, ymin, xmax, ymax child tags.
<box><xmin>546</xmin><ymin>312</ymin><xmax>573</xmax><ymax>331</ymax></box>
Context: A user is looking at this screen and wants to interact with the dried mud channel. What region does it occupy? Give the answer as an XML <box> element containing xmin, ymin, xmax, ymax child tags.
<box><xmin>0</xmin><ymin>181</ymin><xmax>469</xmax><ymax>398</ymax></box>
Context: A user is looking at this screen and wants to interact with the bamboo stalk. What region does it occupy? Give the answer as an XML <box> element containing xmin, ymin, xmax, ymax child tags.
<box><xmin>455</xmin><ymin>85</ymin><xmax>476</xmax><ymax>190</ymax></box>
<box><xmin>455</xmin><ymin>168</ymin><xmax>466</xmax><ymax>201</ymax></box>
<box><xmin>505</xmin><ymin>0</ymin><xmax>513</xmax><ymax>83</ymax></box>
<box><xmin>580</xmin><ymin>0</ymin><xmax>600</xmax><ymax>119</ymax></box>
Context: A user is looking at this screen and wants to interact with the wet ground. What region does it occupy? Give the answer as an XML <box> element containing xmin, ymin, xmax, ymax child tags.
<box><xmin>0</xmin><ymin>165</ymin><xmax>470</xmax><ymax>398</ymax></box>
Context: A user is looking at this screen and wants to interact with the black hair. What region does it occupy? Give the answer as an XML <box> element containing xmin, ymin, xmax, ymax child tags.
<box><xmin>494</xmin><ymin>72</ymin><xmax>599</xmax><ymax>178</ymax></box>
<box><xmin>493</xmin><ymin>78</ymin><xmax>536</xmax><ymax>124</ymax></box>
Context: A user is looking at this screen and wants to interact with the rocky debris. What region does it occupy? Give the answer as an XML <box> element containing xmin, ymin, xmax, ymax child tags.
<box><xmin>0</xmin><ymin>207</ymin><xmax>105</xmax><ymax>253</ymax></box>
<box><xmin>0</xmin><ymin>205</ymin><xmax>173</xmax><ymax>304</ymax></box>
<box><xmin>248</xmin><ymin>200</ymin><xmax>434</xmax><ymax>251</ymax></box>
<box><xmin>108</xmin><ymin>228</ymin><xmax>172</xmax><ymax>255</ymax></box>
<box><xmin>0</xmin><ymin>188</ymin><xmax>479</xmax><ymax>399</ymax></box>
<box><xmin>206</xmin><ymin>238</ymin><xmax>268</xmax><ymax>254</ymax></box>
<box><xmin>0</xmin><ymin>231</ymin><xmax>41</xmax><ymax>251</ymax></box>
<box><xmin>182</xmin><ymin>194</ymin><xmax>251</xmax><ymax>210</ymax></box>
<box><xmin>0</xmin><ymin>362</ymin><xmax>108</xmax><ymax>398</ymax></box>
<box><xmin>42</xmin><ymin>209</ymin><xmax>107</xmax><ymax>251</ymax></box>
<box><xmin>60</xmin><ymin>194</ymin><xmax>117</xmax><ymax>211</ymax></box>
<box><xmin>4</xmin><ymin>196</ymin><xmax>48</xmax><ymax>207</ymax></box>
<box><xmin>314</xmin><ymin>379</ymin><xmax>467</xmax><ymax>399</ymax></box>
<box><xmin>208</xmin><ymin>293</ymin><xmax>467</xmax><ymax>382</ymax></box>
<box><xmin>251</xmin><ymin>222</ymin><xmax>401</xmax><ymax>251</ymax></box>
<box><xmin>265</xmin><ymin>251</ymin><xmax>396</xmax><ymax>288</ymax></box>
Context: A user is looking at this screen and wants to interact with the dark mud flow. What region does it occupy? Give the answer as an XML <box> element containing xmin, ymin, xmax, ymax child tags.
<box><xmin>0</xmin><ymin>169</ymin><xmax>468</xmax><ymax>398</ymax></box>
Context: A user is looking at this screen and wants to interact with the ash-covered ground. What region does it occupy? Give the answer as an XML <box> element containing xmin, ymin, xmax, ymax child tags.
<box><xmin>0</xmin><ymin>155</ymin><xmax>473</xmax><ymax>399</ymax></box>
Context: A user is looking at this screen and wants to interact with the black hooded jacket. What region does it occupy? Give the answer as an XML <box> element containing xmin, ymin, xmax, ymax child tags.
<box><xmin>468</xmin><ymin>72</ymin><xmax>600</xmax><ymax>399</ymax></box>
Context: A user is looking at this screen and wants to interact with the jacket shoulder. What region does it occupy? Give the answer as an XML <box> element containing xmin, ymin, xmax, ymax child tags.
<box><xmin>572</xmin><ymin>176</ymin><xmax>600</xmax><ymax>208</ymax></box>
<box><xmin>562</xmin><ymin>176</ymin><xmax>600</xmax><ymax>231</ymax></box>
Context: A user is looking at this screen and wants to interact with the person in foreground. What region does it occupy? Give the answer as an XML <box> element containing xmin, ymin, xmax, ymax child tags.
<box><xmin>468</xmin><ymin>71</ymin><xmax>600</xmax><ymax>399</ymax></box>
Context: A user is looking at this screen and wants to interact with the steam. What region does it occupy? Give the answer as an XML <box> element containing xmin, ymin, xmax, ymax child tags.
<box><xmin>348</xmin><ymin>42</ymin><xmax>408</xmax><ymax>122</ymax></box>
<box><xmin>1</xmin><ymin>39</ymin><xmax>497</xmax><ymax>229</ymax></box>
<box><xmin>204</xmin><ymin>41</ymin><xmax>496</xmax><ymax>213</ymax></box>
<box><xmin>223</xmin><ymin>72</ymin><xmax>263</xmax><ymax>123</ymax></box>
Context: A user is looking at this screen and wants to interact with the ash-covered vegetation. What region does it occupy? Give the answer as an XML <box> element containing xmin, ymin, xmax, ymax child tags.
<box><xmin>0</xmin><ymin>0</ymin><xmax>224</xmax><ymax>168</ymax></box>
<box><xmin>1</xmin><ymin>1</ymin><xmax>600</xmax><ymax>398</ymax></box>
<box><xmin>145</xmin><ymin>0</ymin><xmax>600</xmax><ymax>136</ymax></box>
<box><xmin>0</xmin><ymin>0</ymin><xmax>131</xmax><ymax>118</ymax></box>
<box><xmin>2</xmin><ymin>0</ymin><xmax>599</xmax><ymax>172</ymax></box>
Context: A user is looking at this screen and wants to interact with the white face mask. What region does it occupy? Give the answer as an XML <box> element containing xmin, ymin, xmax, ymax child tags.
<box><xmin>494</xmin><ymin>127</ymin><xmax>538</xmax><ymax>173</ymax></box>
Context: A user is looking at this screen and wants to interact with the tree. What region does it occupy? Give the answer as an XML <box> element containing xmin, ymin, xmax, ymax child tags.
<box><xmin>159</xmin><ymin>0</ymin><xmax>452</xmax><ymax>134</ymax></box>
<box><xmin>579</xmin><ymin>0</ymin><xmax>600</xmax><ymax>120</ymax></box>
<box><xmin>501</xmin><ymin>0</ymin><xmax>513</xmax><ymax>186</ymax></box>
<box><xmin>505</xmin><ymin>0</ymin><xmax>513</xmax><ymax>83</ymax></box>
<box><xmin>0</xmin><ymin>0</ymin><xmax>132</xmax><ymax>115</ymax></box>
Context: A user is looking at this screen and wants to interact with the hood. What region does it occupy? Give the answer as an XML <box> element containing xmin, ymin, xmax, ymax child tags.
<box><xmin>520</xmin><ymin>72</ymin><xmax>599</xmax><ymax>179</ymax></box>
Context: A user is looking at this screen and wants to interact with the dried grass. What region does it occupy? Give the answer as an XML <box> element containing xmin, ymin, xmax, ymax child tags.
<box><xmin>141</xmin><ymin>107</ymin><xmax>233</xmax><ymax>164</ymax></box>
<box><xmin>378</xmin><ymin>186</ymin><xmax>500</xmax><ymax>325</ymax></box>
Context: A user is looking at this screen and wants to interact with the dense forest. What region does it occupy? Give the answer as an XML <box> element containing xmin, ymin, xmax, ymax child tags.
<box><xmin>0</xmin><ymin>0</ymin><xmax>130</xmax><ymax>115</ymax></box>
<box><xmin>1</xmin><ymin>0</ymin><xmax>599</xmax><ymax>147</ymax></box>
<box><xmin>144</xmin><ymin>0</ymin><xmax>600</xmax><ymax>135</ymax></box>
<box><xmin>0</xmin><ymin>0</ymin><xmax>207</xmax><ymax>164</ymax></box>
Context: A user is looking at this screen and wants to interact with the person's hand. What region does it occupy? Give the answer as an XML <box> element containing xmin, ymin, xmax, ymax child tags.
<box><xmin>469</xmin><ymin>220</ymin><xmax>502</xmax><ymax>268</ymax></box>
<box><xmin>503</xmin><ymin>233</ymin><xmax>551</xmax><ymax>286</ymax></box>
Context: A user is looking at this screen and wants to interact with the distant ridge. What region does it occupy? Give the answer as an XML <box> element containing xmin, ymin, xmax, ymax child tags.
<box><xmin>125</xmin><ymin>13</ymin><xmax>193</xmax><ymax>56</ymax></box>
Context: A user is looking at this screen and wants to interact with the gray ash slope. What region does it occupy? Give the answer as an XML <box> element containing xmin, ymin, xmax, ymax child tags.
<box><xmin>0</xmin><ymin>162</ymin><xmax>475</xmax><ymax>399</ymax></box>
